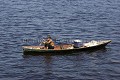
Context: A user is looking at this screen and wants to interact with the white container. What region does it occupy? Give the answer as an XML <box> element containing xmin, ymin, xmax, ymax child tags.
<box><xmin>73</xmin><ymin>40</ymin><xmax>82</xmax><ymax>48</ymax></box>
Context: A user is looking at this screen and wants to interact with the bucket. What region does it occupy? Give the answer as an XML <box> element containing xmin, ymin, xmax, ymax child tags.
<box><xmin>73</xmin><ymin>40</ymin><xmax>82</xmax><ymax>48</ymax></box>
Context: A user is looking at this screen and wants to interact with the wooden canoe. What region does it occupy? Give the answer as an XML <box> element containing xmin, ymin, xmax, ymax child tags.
<box><xmin>22</xmin><ymin>40</ymin><xmax>111</xmax><ymax>55</ymax></box>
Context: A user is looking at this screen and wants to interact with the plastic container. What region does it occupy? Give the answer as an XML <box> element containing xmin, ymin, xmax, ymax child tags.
<box><xmin>73</xmin><ymin>40</ymin><xmax>82</xmax><ymax>48</ymax></box>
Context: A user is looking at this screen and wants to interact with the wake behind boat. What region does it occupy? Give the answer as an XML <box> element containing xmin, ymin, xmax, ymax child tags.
<box><xmin>22</xmin><ymin>40</ymin><xmax>111</xmax><ymax>55</ymax></box>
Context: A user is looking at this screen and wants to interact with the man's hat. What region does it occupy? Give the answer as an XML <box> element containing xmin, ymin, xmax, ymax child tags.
<box><xmin>47</xmin><ymin>35</ymin><xmax>51</xmax><ymax>39</ymax></box>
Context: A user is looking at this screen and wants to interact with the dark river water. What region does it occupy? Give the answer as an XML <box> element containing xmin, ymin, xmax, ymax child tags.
<box><xmin>0</xmin><ymin>0</ymin><xmax>120</xmax><ymax>80</ymax></box>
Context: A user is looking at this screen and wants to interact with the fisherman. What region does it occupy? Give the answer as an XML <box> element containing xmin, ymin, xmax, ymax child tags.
<box><xmin>42</xmin><ymin>35</ymin><xmax>55</xmax><ymax>49</ymax></box>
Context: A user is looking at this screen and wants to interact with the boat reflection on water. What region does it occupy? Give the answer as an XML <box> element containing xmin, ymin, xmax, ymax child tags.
<box><xmin>85</xmin><ymin>47</ymin><xmax>107</xmax><ymax>54</ymax></box>
<box><xmin>22</xmin><ymin>47</ymin><xmax>108</xmax><ymax>80</ymax></box>
<box><xmin>43</xmin><ymin>55</ymin><xmax>53</xmax><ymax>79</ymax></box>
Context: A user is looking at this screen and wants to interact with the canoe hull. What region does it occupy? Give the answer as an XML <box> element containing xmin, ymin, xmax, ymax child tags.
<box><xmin>23</xmin><ymin>40</ymin><xmax>111</xmax><ymax>55</ymax></box>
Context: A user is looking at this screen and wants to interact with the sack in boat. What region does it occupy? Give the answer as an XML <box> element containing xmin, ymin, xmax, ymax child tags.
<box><xmin>66</xmin><ymin>46</ymin><xmax>74</xmax><ymax>49</ymax></box>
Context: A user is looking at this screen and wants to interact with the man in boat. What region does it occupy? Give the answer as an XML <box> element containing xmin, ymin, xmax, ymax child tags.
<box><xmin>42</xmin><ymin>35</ymin><xmax>55</xmax><ymax>49</ymax></box>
